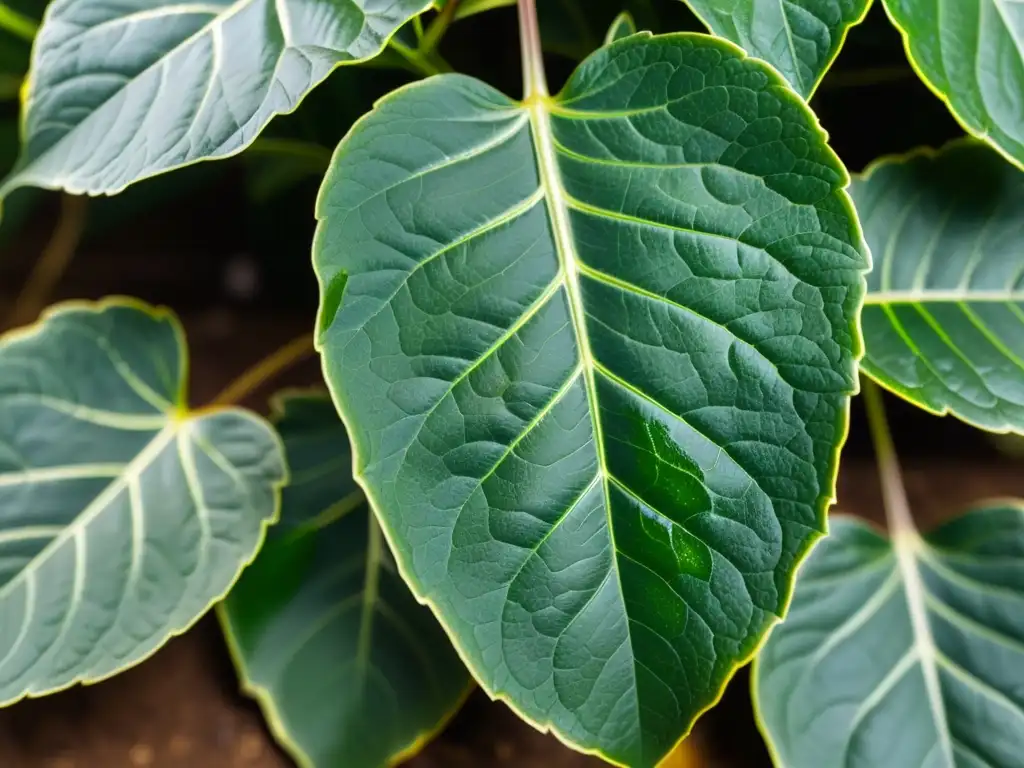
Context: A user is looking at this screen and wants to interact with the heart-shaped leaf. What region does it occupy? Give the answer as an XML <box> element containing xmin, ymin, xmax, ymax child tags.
<box><xmin>882</xmin><ymin>0</ymin><xmax>1024</xmax><ymax>167</ymax></box>
<box><xmin>678</xmin><ymin>0</ymin><xmax>872</xmax><ymax>98</ymax></box>
<box><xmin>0</xmin><ymin>0</ymin><xmax>431</xmax><ymax>207</ymax></box>
<box><xmin>220</xmin><ymin>391</ymin><xmax>470</xmax><ymax>768</ymax></box>
<box><xmin>855</xmin><ymin>140</ymin><xmax>1024</xmax><ymax>433</ymax></box>
<box><xmin>754</xmin><ymin>505</ymin><xmax>1024</xmax><ymax>767</ymax></box>
<box><xmin>315</xmin><ymin>30</ymin><xmax>867</xmax><ymax>765</ymax></box>
<box><xmin>0</xmin><ymin>298</ymin><xmax>285</xmax><ymax>705</ymax></box>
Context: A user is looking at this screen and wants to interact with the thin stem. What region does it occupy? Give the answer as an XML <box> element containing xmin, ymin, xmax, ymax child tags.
<box><xmin>862</xmin><ymin>380</ymin><xmax>953</xmax><ymax>760</ymax></box>
<box><xmin>7</xmin><ymin>195</ymin><xmax>88</xmax><ymax>329</ymax></box>
<box><xmin>518</xmin><ymin>0</ymin><xmax>547</xmax><ymax>98</ymax></box>
<box><xmin>820</xmin><ymin>66</ymin><xmax>915</xmax><ymax>91</ymax></box>
<box><xmin>862</xmin><ymin>378</ymin><xmax>917</xmax><ymax>537</ymax></box>
<box><xmin>388</xmin><ymin>39</ymin><xmax>451</xmax><ymax>77</ymax></box>
<box><xmin>412</xmin><ymin>14</ymin><xmax>425</xmax><ymax>41</ymax></box>
<box><xmin>420</xmin><ymin>0</ymin><xmax>459</xmax><ymax>56</ymax></box>
<box><xmin>247</xmin><ymin>137</ymin><xmax>332</xmax><ymax>169</ymax></box>
<box><xmin>0</xmin><ymin>2</ymin><xmax>37</xmax><ymax>43</ymax></box>
<box><xmin>211</xmin><ymin>332</ymin><xmax>315</xmax><ymax>406</ymax></box>
<box><xmin>355</xmin><ymin>510</ymin><xmax>383</xmax><ymax>677</ymax></box>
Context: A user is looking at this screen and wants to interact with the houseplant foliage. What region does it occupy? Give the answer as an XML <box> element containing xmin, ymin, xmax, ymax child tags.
<box><xmin>754</xmin><ymin>382</ymin><xmax>1024</xmax><ymax>767</ymax></box>
<box><xmin>219</xmin><ymin>392</ymin><xmax>471</xmax><ymax>768</ymax></box>
<box><xmin>0</xmin><ymin>0</ymin><xmax>1023</xmax><ymax>767</ymax></box>
<box><xmin>312</xmin><ymin>7</ymin><xmax>867</xmax><ymax>765</ymax></box>
<box><xmin>0</xmin><ymin>298</ymin><xmax>286</xmax><ymax>705</ymax></box>
<box><xmin>854</xmin><ymin>140</ymin><xmax>1024</xmax><ymax>433</ymax></box>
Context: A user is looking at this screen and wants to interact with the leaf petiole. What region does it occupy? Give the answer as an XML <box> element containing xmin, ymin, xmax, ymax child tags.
<box><xmin>7</xmin><ymin>195</ymin><xmax>88</xmax><ymax>329</ymax></box>
<box><xmin>863</xmin><ymin>378</ymin><xmax>919</xmax><ymax>538</ymax></box>
<box><xmin>419</xmin><ymin>0</ymin><xmax>460</xmax><ymax>56</ymax></box>
<box><xmin>387</xmin><ymin>38</ymin><xmax>452</xmax><ymax>77</ymax></box>
<box><xmin>211</xmin><ymin>332</ymin><xmax>315</xmax><ymax>406</ymax></box>
<box><xmin>0</xmin><ymin>1</ymin><xmax>36</xmax><ymax>43</ymax></box>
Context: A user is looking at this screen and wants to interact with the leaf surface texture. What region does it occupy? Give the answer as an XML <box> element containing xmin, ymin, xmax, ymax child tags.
<box><xmin>314</xmin><ymin>33</ymin><xmax>867</xmax><ymax>766</ymax></box>
<box><xmin>756</xmin><ymin>508</ymin><xmax>1024</xmax><ymax>768</ymax></box>
<box><xmin>0</xmin><ymin>299</ymin><xmax>285</xmax><ymax>704</ymax></box>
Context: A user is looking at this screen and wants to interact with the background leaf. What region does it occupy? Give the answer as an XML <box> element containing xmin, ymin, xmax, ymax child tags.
<box><xmin>605</xmin><ymin>11</ymin><xmax>638</xmax><ymax>43</ymax></box>
<box><xmin>220</xmin><ymin>391</ymin><xmax>470</xmax><ymax>768</ymax></box>
<box><xmin>881</xmin><ymin>0</ymin><xmax>1024</xmax><ymax>168</ymax></box>
<box><xmin>314</xmin><ymin>32</ymin><xmax>867</xmax><ymax>766</ymax></box>
<box><xmin>755</xmin><ymin>507</ymin><xmax>1024</xmax><ymax>767</ymax></box>
<box><xmin>677</xmin><ymin>0</ymin><xmax>872</xmax><ymax>97</ymax></box>
<box><xmin>0</xmin><ymin>0</ymin><xmax>432</xmax><ymax>204</ymax></box>
<box><xmin>0</xmin><ymin>298</ymin><xmax>285</xmax><ymax>705</ymax></box>
<box><xmin>854</xmin><ymin>140</ymin><xmax>1024</xmax><ymax>433</ymax></box>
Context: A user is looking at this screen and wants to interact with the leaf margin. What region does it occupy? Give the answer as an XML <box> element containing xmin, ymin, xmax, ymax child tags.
<box><xmin>854</xmin><ymin>136</ymin><xmax>1024</xmax><ymax>434</ymax></box>
<box><xmin>676</xmin><ymin>0</ymin><xmax>875</xmax><ymax>99</ymax></box>
<box><xmin>749</xmin><ymin>499</ymin><xmax>1024</xmax><ymax>765</ymax></box>
<box><xmin>878</xmin><ymin>0</ymin><xmax>1024</xmax><ymax>171</ymax></box>
<box><xmin>1</xmin><ymin>0</ymin><xmax>436</xmax><ymax>206</ymax></box>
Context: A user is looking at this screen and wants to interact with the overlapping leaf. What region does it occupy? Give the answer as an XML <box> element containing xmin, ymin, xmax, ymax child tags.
<box><xmin>605</xmin><ymin>11</ymin><xmax>637</xmax><ymax>44</ymax></box>
<box><xmin>755</xmin><ymin>507</ymin><xmax>1024</xmax><ymax>767</ymax></box>
<box><xmin>882</xmin><ymin>0</ymin><xmax>1024</xmax><ymax>168</ymax></box>
<box><xmin>220</xmin><ymin>392</ymin><xmax>469</xmax><ymax>768</ymax></box>
<box><xmin>0</xmin><ymin>0</ymin><xmax>431</xmax><ymax>207</ymax></box>
<box><xmin>0</xmin><ymin>299</ymin><xmax>285</xmax><ymax>704</ymax></box>
<box><xmin>314</xmin><ymin>32</ymin><xmax>866</xmax><ymax>766</ymax></box>
<box><xmin>678</xmin><ymin>0</ymin><xmax>871</xmax><ymax>97</ymax></box>
<box><xmin>854</xmin><ymin>140</ymin><xmax>1024</xmax><ymax>433</ymax></box>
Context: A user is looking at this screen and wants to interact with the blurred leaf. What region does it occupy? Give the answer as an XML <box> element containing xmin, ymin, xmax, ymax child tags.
<box><xmin>605</xmin><ymin>10</ymin><xmax>638</xmax><ymax>43</ymax></box>
<box><xmin>756</xmin><ymin>507</ymin><xmax>1024</xmax><ymax>767</ymax></box>
<box><xmin>677</xmin><ymin>0</ymin><xmax>871</xmax><ymax>97</ymax></box>
<box><xmin>855</xmin><ymin>140</ymin><xmax>1024</xmax><ymax>434</ymax></box>
<box><xmin>221</xmin><ymin>392</ymin><xmax>470</xmax><ymax>768</ymax></box>
<box><xmin>882</xmin><ymin>0</ymin><xmax>1024</xmax><ymax>167</ymax></box>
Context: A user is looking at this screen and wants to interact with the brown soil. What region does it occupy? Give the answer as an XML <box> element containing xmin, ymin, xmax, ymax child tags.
<box><xmin>0</xmin><ymin>306</ymin><xmax>1020</xmax><ymax>768</ymax></box>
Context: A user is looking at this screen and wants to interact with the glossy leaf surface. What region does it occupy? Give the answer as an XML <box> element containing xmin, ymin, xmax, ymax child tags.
<box><xmin>0</xmin><ymin>299</ymin><xmax>285</xmax><ymax>705</ymax></box>
<box><xmin>855</xmin><ymin>141</ymin><xmax>1024</xmax><ymax>433</ymax></box>
<box><xmin>0</xmin><ymin>0</ymin><xmax>431</xmax><ymax>204</ymax></box>
<box><xmin>315</xmin><ymin>32</ymin><xmax>866</xmax><ymax>766</ymax></box>
<box><xmin>678</xmin><ymin>0</ymin><xmax>871</xmax><ymax>97</ymax></box>
<box><xmin>221</xmin><ymin>392</ymin><xmax>469</xmax><ymax>768</ymax></box>
<box><xmin>755</xmin><ymin>507</ymin><xmax>1024</xmax><ymax>767</ymax></box>
<box><xmin>882</xmin><ymin>0</ymin><xmax>1024</xmax><ymax>167</ymax></box>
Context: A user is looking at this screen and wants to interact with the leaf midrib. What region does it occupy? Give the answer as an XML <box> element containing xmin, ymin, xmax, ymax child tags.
<box><xmin>891</xmin><ymin>531</ymin><xmax>956</xmax><ymax>765</ymax></box>
<box><xmin>0</xmin><ymin>422</ymin><xmax>178</xmax><ymax>607</ymax></box>
<box><xmin>526</xmin><ymin>92</ymin><xmax>643</xmax><ymax>743</ymax></box>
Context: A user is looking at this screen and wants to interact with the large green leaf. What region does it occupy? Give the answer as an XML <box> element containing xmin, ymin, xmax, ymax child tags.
<box><xmin>220</xmin><ymin>391</ymin><xmax>469</xmax><ymax>768</ymax></box>
<box><xmin>855</xmin><ymin>140</ymin><xmax>1024</xmax><ymax>433</ymax></box>
<box><xmin>314</xmin><ymin>31</ymin><xmax>867</xmax><ymax>766</ymax></box>
<box><xmin>678</xmin><ymin>0</ymin><xmax>872</xmax><ymax>98</ymax></box>
<box><xmin>0</xmin><ymin>0</ymin><xmax>431</xmax><ymax>206</ymax></box>
<box><xmin>754</xmin><ymin>506</ymin><xmax>1024</xmax><ymax>767</ymax></box>
<box><xmin>882</xmin><ymin>0</ymin><xmax>1024</xmax><ymax>167</ymax></box>
<box><xmin>0</xmin><ymin>298</ymin><xmax>286</xmax><ymax>705</ymax></box>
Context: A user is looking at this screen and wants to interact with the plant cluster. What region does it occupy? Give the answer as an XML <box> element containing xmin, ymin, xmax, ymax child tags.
<box><xmin>0</xmin><ymin>0</ymin><xmax>1022</xmax><ymax>766</ymax></box>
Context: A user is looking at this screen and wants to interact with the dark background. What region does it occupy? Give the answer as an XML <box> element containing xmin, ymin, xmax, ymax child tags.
<box><xmin>0</xmin><ymin>2</ymin><xmax>1013</xmax><ymax>766</ymax></box>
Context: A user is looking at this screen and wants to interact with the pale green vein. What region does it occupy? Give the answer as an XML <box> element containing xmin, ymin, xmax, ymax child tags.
<box><xmin>0</xmin><ymin>426</ymin><xmax>178</xmax><ymax>606</ymax></box>
<box><xmin>924</xmin><ymin>592</ymin><xmax>1024</xmax><ymax>656</ymax></box>
<box><xmin>0</xmin><ymin>464</ymin><xmax>127</xmax><ymax>488</ymax></box>
<box><xmin>936</xmin><ymin>650</ymin><xmax>1024</xmax><ymax>723</ymax></box>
